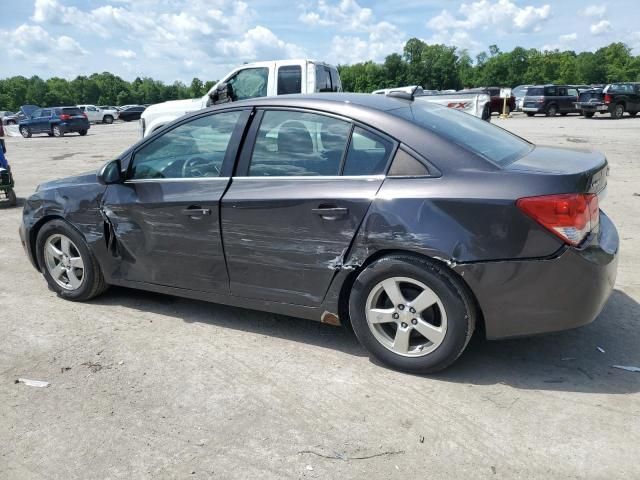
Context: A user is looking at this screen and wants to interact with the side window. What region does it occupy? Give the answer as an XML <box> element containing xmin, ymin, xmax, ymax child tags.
<box><xmin>79</xmin><ymin>106</ymin><xmax>86</xmax><ymax>112</ymax></box>
<box><xmin>32</xmin><ymin>109</ymin><xmax>42</xmax><ymax>118</ymax></box>
<box><xmin>130</xmin><ymin>111</ymin><xmax>242</xmax><ymax>180</ymax></box>
<box><xmin>567</xmin><ymin>88</ymin><xmax>578</xmax><ymax>96</ymax></box>
<box><xmin>227</xmin><ymin>68</ymin><xmax>269</xmax><ymax>101</ymax></box>
<box><xmin>315</xmin><ymin>66</ymin><xmax>332</xmax><ymax>92</ymax></box>
<box><xmin>41</xmin><ymin>109</ymin><xmax>51</xmax><ymax>117</ymax></box>
<box><xmin>277</xmin><ymin>65</ymin><xmax>302</xmax><ymax>95</ymax></box>
<box><xmin>388</xmin><ymin>149</ymin><xmax>430</xmax><ymax>177</ymax></box>
<box><xmin>545</xmin><ymin>87</ymin><xmax>557</xmax><ymax>96</ymax></box>
<box><xmin>342</xmin><ymin>127</ymin><xmax>393</xmax><ymax>176</ymax></box>
<box><xmin>329</xmin><ymin>67</ymin><xmax>342</xmax><ymax>92</ymax></box>
<box><xmin>248</xmin><ymin>110</ymin><xmax>350</xmax><ymax>177</ymax></box>
<box><xmin>558</xmin><ymin>87</ymin><xmax>567</xmax><ymax>96</ymax></box>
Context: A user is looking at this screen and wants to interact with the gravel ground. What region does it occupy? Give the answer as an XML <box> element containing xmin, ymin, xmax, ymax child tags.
<box><xmin>1</xmin><ymin>114</ymin><xmax>639</xmax><ymax>479</ymax></box>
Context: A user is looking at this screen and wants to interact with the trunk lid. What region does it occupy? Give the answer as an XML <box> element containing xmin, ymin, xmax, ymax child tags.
<box><xmin>577</xmin><ymin>89</ymin><xmax>604</xmax><ymax>103</ymax></box>
<box><xmin>507</xmin><ymin>145</ymin><xmax>608</xmax><ymax>195</ymax></box>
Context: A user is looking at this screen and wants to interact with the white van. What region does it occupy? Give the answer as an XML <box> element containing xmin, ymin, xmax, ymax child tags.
<box><xmin>141</xmin><ymin>59</ymin><xmax>341</xmax><ymax>137</ymax></box>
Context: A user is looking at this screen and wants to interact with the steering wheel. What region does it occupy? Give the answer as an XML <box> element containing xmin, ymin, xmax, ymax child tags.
<box><xmin>182</xmin><ymin>156</ymin><xmax>219</xmax><ymax>178</ymax></box>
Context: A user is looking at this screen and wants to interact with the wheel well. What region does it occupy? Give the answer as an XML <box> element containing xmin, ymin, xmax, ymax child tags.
<box><xmin>29</xmin><ymin>215</ymin><xmax>64</xmax><ymax>270</ymax></box>
<box><xmin>337</xmin><ymin>249</ymin><xmax>486</xmax><ymax>337</ymax></box>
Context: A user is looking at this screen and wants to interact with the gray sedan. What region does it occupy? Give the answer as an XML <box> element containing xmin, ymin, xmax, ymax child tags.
<box><xmin>19</xmin><ymin>93</ymin><xmax>618</xmax><ymax>373</ymax></box>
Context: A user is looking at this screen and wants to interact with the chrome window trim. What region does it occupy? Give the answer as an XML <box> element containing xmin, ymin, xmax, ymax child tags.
<box><xmin>124</xmin><ymin>177</ymin><xmax>230</xmax><ymax>184</ymax></box>
<box><xmin>230</xmin><ymin>175</ymin><xmax>386</xmax><ymax>181</ymax></box>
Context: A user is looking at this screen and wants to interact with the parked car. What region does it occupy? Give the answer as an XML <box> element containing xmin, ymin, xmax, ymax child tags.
<box><xmin>77</xmin><ymin>104</ymin><xmax>118</xmax><ymax>124</ymax></box>
<box><xmin>372</xmin><ymin>86</ymin><xmax>491</xmax><ymax>121</ymax></box>
<box><xmin>2</xmin><ymin>105</ymin><xmax>38</xmax><ymax>125</ymax></box>
<box><xmin>512</xmin><ymin>85</ymin><xmax>531</xmax><ymax>111</ymax></box>
<box><xmin>465</xmin><ymin>87</ymin><xmax>516</xmax><ymax>115</ymax></box>
<box><xmin>522</xmin><ymin>85</ymin><xmax>580</xmax><ymax>116</ymax></box>
<box><xmin>99</xmin><ymin>105</ymin><xmax>121</xmax><ymax>111</ymax></box>
<box><xmin>141</xmin><ymin>59</ymin><xmax>342</xmax><ymax>137</ymax></box>
<box><xmin>0</xmin><ymin>111</ymin><xmax>15</xmax><ymax>122</ymax></box>
<box><xmin>117</xmin><ymin>105</ymin><xmax>146</xmax><ymax>122</ymax></box>
<box><xmin>18</xmin><ymin>106</ymin><xmax>90</xmax><ymax>138</ymax></box>
<box><xmin>575</xmin><ymin>83</ymin><xmax>640</xmax><ymax>119</ymax></box>
<box><xmin>20</xmin><ymin>93</ymin><xmax>618</xmax><ymax>373</ymax></box>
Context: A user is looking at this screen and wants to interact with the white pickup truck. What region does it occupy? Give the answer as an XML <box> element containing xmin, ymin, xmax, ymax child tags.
<box><xmin>373</xmin><ymin>86</ymin><xmax>491</xmax><ymax>121</ymax></box>
<box><xmin>77</xmin><ymin>105</ymin><xmax>118</xmax><ymax>124</ymax></box>
<box><xmin>141</xmin><ymin>59</ymin><xmax>342</xmax><ymax>137</ymax></box>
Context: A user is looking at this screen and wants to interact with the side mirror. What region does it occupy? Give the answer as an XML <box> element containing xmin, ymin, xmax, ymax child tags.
<box><xmin>98</xmin><ymin>159</ymin><xmax>123</xmax><ymax>185</ymax></box>
<box><xmin>210</xmin><ymin>82</ymin><xmax>234</xmax><ymax>105</ymax></box>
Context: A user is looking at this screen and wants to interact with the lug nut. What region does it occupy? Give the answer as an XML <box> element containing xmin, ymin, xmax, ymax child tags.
<box><xmin>411</xmin><ymin>318</ymin><xmax>418</xmax><ymax>325</ymax></box>
<box><xmin>409</xmin><ymin>307</ymin><xmax>416</xmax><ymax>314</ymax></box>
<box><xmin>392</xmin><ymin>313</ymin><xmax>399</xmax><ymax>319</ymax></box>
<box><xmin>398</xmin><ymin>304</ymin><xmax>405</xmax><ymax>310</ymax></box>
<box><xmin>401</xmin><ymin>322</ymin><xmax>408</xmax><ymax>328</ymax></box>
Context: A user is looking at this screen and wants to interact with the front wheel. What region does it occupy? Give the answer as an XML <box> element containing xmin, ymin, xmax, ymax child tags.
<box><xmin>35</xmin><ymin>220</ymin><xmax>108</xmax><ymax>301</ymax></box>
<box><xmin>349</xmin><ymin>255</ymin><xmax>476</xmax><ymax>373</ymax></box>
<box><xmin>20</xmin><ymin>126</ymin><xmax>32</xmax><ymax>138</ymax></box>
<box><xmin>585</xmin><ymin>112</ymin><xmax>595</xmax><ymax>118</ymax></box>
<box><xmin>526</xmin><ymin>112</ymin><xmax>534</xmax><ymax>117</ymax></box>
<box><xmin>102</xmin><ymin>115</ymin><xmax>114</xmax><ymax>124</ymax></box>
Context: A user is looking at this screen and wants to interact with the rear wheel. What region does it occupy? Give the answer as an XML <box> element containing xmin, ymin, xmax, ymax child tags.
<box><xmin>629</xmin><ymin>111</ymin><xmax>637</xmax><ymax>117</ymax></box>
<box><xmin>560</xmin><ymin>112</ymin><xmax>568</xmax><ymax>116</ymax></box>
<box><xmin>7</xmin><ymin>188</ymin><xmax>17</xmax><ymax>206</ymax></box>
<box><xmin>585</xmin><ymin>112</ymin><xmax>595</xmax><ymax>118</ymax></box>
<box><xmin>47</xmin><ymin>132</ymin><xmax>53</xmax><ymax>136</ymax></box>
<box><xmin>20</xmin><ymin>126</ymin><xmax>31</xmax><ymax>138</ymax></box>
<box><xmin>612</xmin><ymin>103</ymin><xmax>625</xmax><ymax>119</ymax></box>
<box><xmin>546</xmin><ymin>104</ymin><xmax>558</xmax><ymax>117</ymax></box>
<box><xmin>36</xmin><ymin>220</ymin><xmax>108</xmax><ymax>301</ymax></box>
<box><xmin>52</xmin><ymin>125</ymin><xmax>64</xmax><ymax>137</ymax></box>
<box><xmin>526</xmin><ymin>112</ymin><xmax>534</xmax><ymax>117</ymax></box>
<box><xmin>102</xmin><ymin>115</ymin><xmax>114</xmax><ymax>124</ymax></box>
<box><xmin>79</xmin><ymin>130</ymin><xmax>88</xmax><ymax>136</ymax></box>
<box><xmin>349</xmin><ymin>255</ymin><xmax>476</xmax><ymax>373</ymax></box>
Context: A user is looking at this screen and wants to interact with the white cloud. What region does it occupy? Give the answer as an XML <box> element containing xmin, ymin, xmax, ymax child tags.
<box><xmin>590</xmin><ymin>20</ymin><xmax>611</xmax><ymax>35</ymax></box>
<box><xmin>582</xmin><ymin>4</ymin><xmax>607</xmax><ymax>18</ymax></box>
<box><xmin>107</xmin><ymin>49</ymin><xmax>137</xmax><ymax>59</ymax></box>
<box><xmin>219</xmin><ymin>26</ymin><xmax>305</xmax><ymax>60</ymax></box>
<box><xmin>560</xmin><ymin>33</ymin><xmax>578</xmax><ymax>42</ymax></box>
<box><xmin>301</xmin><ymin>0</ymin><xmax>405</xmax><ymax>63</ymax></box>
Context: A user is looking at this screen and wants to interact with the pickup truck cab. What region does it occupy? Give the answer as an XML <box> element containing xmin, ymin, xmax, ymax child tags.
<box><xmin>575</xmin><ymin>83</ymin><xmax>640</xmax><ymax>119</ymax></box>
<box><xmin>141</xmin><ymin>59</ymin><xmax>341</xmax><ymax>137</ymax></box>
<box><xmin>77</xmin><ymin>105</ymin><xmax>118</xmax><ymax>124</ymax></box>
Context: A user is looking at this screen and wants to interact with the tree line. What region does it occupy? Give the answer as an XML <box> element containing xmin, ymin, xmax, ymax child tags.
<box><xmin>338</xmin><ymin>40</ymin><xmax>640</xmax><ymax>92</ymax></box>
<box><xmin>1</xmin><ymin>40</ymin><xmax>639</xmax><ymax>111</ymax></box>
<box><xmin>0</xmin><ymin>73</ymin><xmax>217</xmax><ymax>112</ymax></box>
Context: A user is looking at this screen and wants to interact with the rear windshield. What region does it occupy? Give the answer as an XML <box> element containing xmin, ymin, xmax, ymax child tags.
<box><xmin>58</xmin><ymin>107</ymin><xmax>82</xmax><ymax>115</ymax></box>
<box><xmin>526</xmin><ymin>87</ymin><xmax>544</xmax><ymax>96</ymax></box>
<box><xmin>392</xmin><ymin>103</ymin><xmax>531</xmax><ymax>167</ymax></box>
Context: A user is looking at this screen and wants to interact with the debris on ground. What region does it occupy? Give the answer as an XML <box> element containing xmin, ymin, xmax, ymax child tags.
<box><xmin>298</xmin><ymin>449</ymin><xmax>405</xmax><ymax>461</ymax></box>
<box><xmin>306</xmin><ymin>465</ymin><xmax>314</xmax><ymax>471</ymax></box>
<box><xmin>612</xmin><ymin>365</ymin><xmax>640</xmax><ymax>372</ymax></box>
<box><xmin>82</xmin><ymin>361</ymin><xmax>109</xmax><ymax>373</ymax></box>
<box><xmin>15</xmin><ymin>378</ymin><xmax>50</xmax><ymax>388</ymax></box>
<box><xmin>419</xmin><ymin>436</ymin><xmax>425</xmax><ymax>443</ymax></box>
<box><xmin>597</xmin><ymin>346</ymin><xmax>605</xmax><ymax>353</ymax></box>
<box><xmin>61</xmin><ymin>367</ymin><xmax>71</xmax><ymax>373</ymax></box>
<box><xmin>118</xmin><ymin>361</ymin><xmax>124</xmax><ymax>365</ymax></box>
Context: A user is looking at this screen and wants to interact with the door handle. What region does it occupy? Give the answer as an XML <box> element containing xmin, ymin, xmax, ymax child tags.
<box><xmin>311</xmin><ymin>206</ymin><xmax>348</xmax><ymax>219</ymax></box>
<box><xmin>181</xmin><ymin>207</ymin><xmax>211</xmax><ymax>217</ymax></box>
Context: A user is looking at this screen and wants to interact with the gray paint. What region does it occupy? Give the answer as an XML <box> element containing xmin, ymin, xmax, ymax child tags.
<box><xmin>19</xmin><ymin>93</ymin><xmax>619</xmax><ymax>339</ymax></box>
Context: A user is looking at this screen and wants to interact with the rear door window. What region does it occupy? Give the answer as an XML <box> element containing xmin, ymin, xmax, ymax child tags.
<box><xmin>227</xmin><ymin>67</ymin><xmax>269</xmax><ymax>100</ymax></box>
<box><xmin>277</xmin><ymin>65</ymin><xmax>302</xmax><ymax>95</ymax></box>
<box><xmin>342</xmin><ymin>127</ymin><xmax>393</xmax><ymax>176</ymax></box>
<box><xmin>329</xmin><ymin>67</ymin><xmax>342</xmax><ymax>92</ymax></box>
<box><xmin>567</xmin><ymin>88</ymin><xmax>578</xmax><ymax>96</ymax></box>
<box><xmin>545</xmin><ymin>86</ymin><xmax>557</xmax><ymax>96</ymax></box>
<box><xmin>315</xmin><ymin>66</ymin><xmax>333</xmax><ymax>92</ymax></box>
<box><xmin>248</xmin><ymin>110</ymin><xmax>351</xmax><ymax>176</ymax></box>
<box><xmin>41</xmin><ymin>109</ymin><xmax>52</xmax><ymax>117</ymax></box>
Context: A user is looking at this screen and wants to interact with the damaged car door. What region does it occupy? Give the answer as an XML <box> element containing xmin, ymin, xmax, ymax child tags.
<box><xmin>221</xmin><ymin>109</ymin><xmax>396</xmax><ymax>306</ymax></box>
<box><xmin>101</xmin><ymin>109</ymin><xmax>249</xmax><ymax>292</ymax></box>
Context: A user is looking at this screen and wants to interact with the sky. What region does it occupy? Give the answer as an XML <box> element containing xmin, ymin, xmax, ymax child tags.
<box><xmin>0</xmin><ymin>0</ymin><xmax>638</xmax><ymax>83</ymax></box>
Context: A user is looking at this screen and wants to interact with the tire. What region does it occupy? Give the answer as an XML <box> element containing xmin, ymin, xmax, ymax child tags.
<box><xmin>585</xmin><ymin>112</ymin><xmax>595</xmax><ymax>118</ymax></box>
<box><xmin>79</xmin><ymin>130</ymin><xmax>88</xmax><ymax>136</ymax></box>
<box><xmin>546</xmin><ymin>104</ymin><xmax>558</xmax><ymax>117</ymax></box>
<box><xmin>102</xmin><ymin>115</ymin><xmax>114</xmax><ymax>124</ymax></box>
<box><xmin>629</xmin><ymin>111</ymin><xmax>637</xmax><ymax>117</ymax></box>
<box><xmin>52</xmin><ymin>125</ymin><xmax>64</xmax><ymax>137</ymax></box>
<box><xmin>560</xmin><ymin>112</ymin><xmax>568</xmax><ymax>116</ymax></box>
<box><xmin>348</xmin><ymin>255</ymin><xmax>476</xmax><ymax>373</ymax></box>
<box><xmin>7</xmin><ymin>188</ymin><xmax>17</xmax><ymax>206</ymax></box>
<box><xmin>612</xmin><ymin>103</ymin><xmax>625</xmax><ymax>119</ymax></box>
<box><xmin>47</xmin><ymin>132</ymin><xmax>53</xmax><ymax>136</ymax></box>
<box><xmin>20</xmin><ymin>126</ymin><xmax>32</xmax><ymax>138</ymax></box>
<box><xmin>35</xmin><ymin>219</ymin><xmax>109</xmax><ymax>301</ymax></box>
<box><xmin>481</xmin><ymin>105</ymin><xmax>491</xmax><ymax>122</ymax></box>
<box><xmin>526</xmin><ymin>112</ymin><xmax>534</xmax><ymax>117</ymax></box>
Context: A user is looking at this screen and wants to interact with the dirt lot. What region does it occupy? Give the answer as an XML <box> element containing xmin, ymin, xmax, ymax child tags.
<box><xmin>1</xmin><ymin>114</ymin><xmax>639</xmax><ymax>479</ymax></box>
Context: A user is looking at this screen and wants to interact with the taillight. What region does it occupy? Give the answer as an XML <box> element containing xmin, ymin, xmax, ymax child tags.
<box><xmin>517</xmin><ymin>193</ymin><xmax>599</xmax><ymax>246</ymax></box>
<box><xmin>59</xmin><ymin>114</ymin><xmax>71</xmax><ymax>121</ymax></box>
<box><xmin>604</xmin><ymin>94</ymin><xmax>612</xmax><ymax>104</ymax></box>
<box><xmin>82</xmin><ymin>113</ymin><xmax>88</xmax><ymax>119</ymax></box>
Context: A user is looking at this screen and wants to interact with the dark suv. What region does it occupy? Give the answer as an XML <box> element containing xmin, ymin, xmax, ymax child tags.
<box><xmin>19</xmin><ymin>106</ymin><xmax>90</xmax><ymax>138</ymax></box>
<box><xmin>522</xmin><ymin>85</ymin><xmax>580</xmax><ymax>116</ymax></box>
<box><xmin>575</xmin><ymin>83</ymin><xmax>640</xmax><ymax>119</ymax></box>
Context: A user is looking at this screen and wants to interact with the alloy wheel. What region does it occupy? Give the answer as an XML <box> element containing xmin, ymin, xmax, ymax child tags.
<box><xmin>365</xmin><ymin>276</ymin><xmax>448</xmax><ymax>357</ymax></box>
<box><xmin>43</xmin><ymin>234</ymin><xmax>85</xmax><ymax>290</ymax></box>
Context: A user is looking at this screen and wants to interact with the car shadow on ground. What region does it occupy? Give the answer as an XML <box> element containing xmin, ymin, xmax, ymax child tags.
<box><xmin>92</xmin><ymin>287</ymin><xmax>640</xmax><ymax>394</ymax></box>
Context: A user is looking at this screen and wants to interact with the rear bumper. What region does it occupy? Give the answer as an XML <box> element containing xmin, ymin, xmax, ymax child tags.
<box><xmin>576</xmin><ymin>103</ymin><xmax>609</xmax><ymax>113</ymax></box>
<box><xmin>59</xmin><ymin>121</ymin><xmax>90</xmax><ymax>133</ymax></box>
<box><xmin>455</xmin><ymin>212</ymin><xmax>619</xmax><ymax>339</ymax></box>
<box><xmin>522</xmin><ymin>106</ymin><xmax>543</xmax><ymax>113</ymax></box>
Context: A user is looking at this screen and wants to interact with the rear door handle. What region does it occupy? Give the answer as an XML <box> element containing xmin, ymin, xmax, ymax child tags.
<box><xmin>181</xmin><ymin>207</ymin><xmax>211</xmax><ymax>217</ymax></box>
<box><xmin>311</xmin><ymin>207</ymin><xmax>348</xmax><ymax>219</ymax></box>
